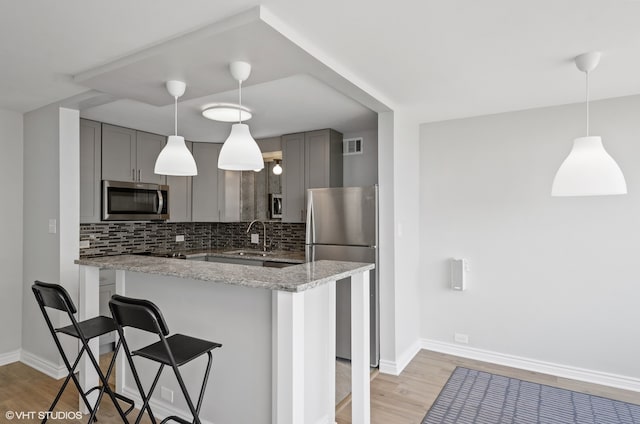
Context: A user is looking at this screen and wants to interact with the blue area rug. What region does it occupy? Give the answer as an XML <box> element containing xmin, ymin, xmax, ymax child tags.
<box><xmin>422</xmin><ymin>367</ymin><xmax>640</xmax><ymax>424</ymax></box>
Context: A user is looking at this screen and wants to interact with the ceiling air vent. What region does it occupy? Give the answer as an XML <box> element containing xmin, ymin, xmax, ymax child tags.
<box><xmin>343</xmin><ymin>137</ymin><xmax>363</xmax><ymax>155</ymax></box>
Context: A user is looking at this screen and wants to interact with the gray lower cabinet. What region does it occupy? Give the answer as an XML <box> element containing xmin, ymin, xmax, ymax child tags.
<box><xmin>80</xmin><ymin>119</ymin><xmax>102</xmax><ymax>223</ymax></box>
<box><xmin>98</xmin><ymin>270</ymin><xmax>116</xmax><ymax>350</ymax></box>
<box><xmin>282</xmin><ymin>129</ymin><xmax>343</xmax><ymax>223</ymax></box>
<box><xmin>167</xmin><ymin>141</ymin><xmax>193</xmax><ymax>222</ymax></box>
<box><xmin>102</xmin><ymin>123</ymin><xmax>166</xmax><ymax>184</ymax></box>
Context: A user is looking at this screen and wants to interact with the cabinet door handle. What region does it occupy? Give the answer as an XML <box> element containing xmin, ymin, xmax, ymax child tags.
<box><xmin>132</xmin><ymin>169</ymin><xmax>135</xmax><ymax>181</ymax></box>
<box><xmin>138</xmin><ymin>169</ymin><xmax>141</xmax><ymax>181</ymax></box>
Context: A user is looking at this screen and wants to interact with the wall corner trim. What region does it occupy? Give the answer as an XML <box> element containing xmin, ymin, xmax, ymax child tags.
<box><xmin>421</xmin><ymin>339</ymin><xmax>640</xmax><ymax>393</ymax></box>
<box><xmin>379</xmin><ymin>339</ymin><xmax>422</xmax><ymax>376</ymax></box>
<box><xmin>20</xmin><ymin>349</ymin><xmax>67</xmax><ymax>380</ymax></box>
<box><xmin>0</xmin><ymin>349</ymin><xmax>21</xmax><ymax>367</ymax></box>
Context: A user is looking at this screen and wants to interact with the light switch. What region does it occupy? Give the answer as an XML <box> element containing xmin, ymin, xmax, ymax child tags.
<box><xmin>48</xmin><ymin>219</ymin><xmax>57</xmax><ymax>234</ymax></box>
<box><xmin>175</xmin><ymin>235</ymin><xmax>185</xmax><ymax>242</ymax></box>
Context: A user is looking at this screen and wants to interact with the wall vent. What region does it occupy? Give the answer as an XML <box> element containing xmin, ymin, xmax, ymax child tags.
<box><xmin>343</xmin><ymin>137</ymin><xmax>363</xmax><ymax>155</ymax></box>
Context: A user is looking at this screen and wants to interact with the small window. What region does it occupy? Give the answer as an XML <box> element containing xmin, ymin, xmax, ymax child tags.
<box><xmin>343</xmin><ymin>137</ymin><xmax>363</xmax><ymax>155</ymax></box>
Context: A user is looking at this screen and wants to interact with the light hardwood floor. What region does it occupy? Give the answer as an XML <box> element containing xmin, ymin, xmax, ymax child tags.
<box><xmin>336</xmin><ymin>349</ymin><xmax>640</xmax><ymax>424</ymax></box>
<box><xmin>1</xmin><ymin>350</ymin><xmax>638</xmax><ymax>424</ymax></box>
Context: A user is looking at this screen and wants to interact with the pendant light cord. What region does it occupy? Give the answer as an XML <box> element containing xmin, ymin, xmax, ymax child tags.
<box><xmin>238</xmin><ymin>80</ymin><xmax>243</xmax><ymax>124</ymax></box>
<box><xmin>586</xmin><ymin>71</ymin><xmax>590</xmax><ymax>137</ymax></box>
<box><xmin>174</xmin><ymin>95</ymin><xmax>178</xmax><ymax>136</ymax></box>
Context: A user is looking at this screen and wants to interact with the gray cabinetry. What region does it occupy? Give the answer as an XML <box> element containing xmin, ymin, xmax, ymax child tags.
<box><xmin>191</xmin><ymin>142</ymin><xmax>240</xmax><ymax>222</ymax></box>
<box><xmin>167</xmin><ymin>141</ymin><xmax>193</xmax><ymax>222</ymax></box>
<box><xmin>102</xmin><ymin>123</ymin><xmax>166</xmax><ymax>184</ymax></box>
<box><xmin>79</xmin><ymin>119</ymin><xmax>102</xmax><ymax>223</ymax></box>
<box><xmin>282</xmin><ymin>133</ymin><xmax>305</xmax><ymax>222</ymax></box>
<box><xmin>192</xmin><ymin>142</ymin><xmax>221</xmax><ymax>221</ymax></box>
<box><xmin>282</xmin><ymin>129</ymin><xmax>343</xmax><ymax>223</ymax></box>
<box><xmin>135</xmin><ymin>131</ymin><xmax>166</xmax><ymax>185</ymax></box>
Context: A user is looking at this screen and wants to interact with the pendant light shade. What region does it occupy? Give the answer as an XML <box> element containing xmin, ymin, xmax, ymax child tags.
<box><xmin>154</xmin><ymin>80</ymin><xmax>198</xmax><ymax>176</ymax></box>
<box><xmin>155</xmin><ymin>135</ymin><xmax>198</xmax><ymax>176</ymax></box>
<box><xmin>551</xmin><ymin>52</ymin><xmax>626</xmax><ymax>196</ymax></box>
<box><xmin>217</xmin><ymin>61</ymin><xmax>264</xmax><ymax>171</ymax></box>
<box><xmin>551</xmin><ymin>136</ymin><xmax>627</xmax><ymax>196</ymax></box>
<box><xmin>218</xmin><ymin>123</ymin><xmax>264</xmax><ymax>170</ymax></box>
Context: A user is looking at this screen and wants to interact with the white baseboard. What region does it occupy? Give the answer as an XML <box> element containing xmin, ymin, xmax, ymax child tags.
<box><xmin>0</xmin><ymin>349</ymin><xmax>21</xmax><ymax>366</ymax></box>
<box><xmin>121</xmin><ymin>386</ymin><xmax>215</xmax><ymax>424</ymax></box>
<box><xmin>20</xmin><ymin>349</ymin><xmax>67</xmax><ymax>380</ymax></box>
<box><xmin>421</xmin><ymin>338</ymin><xmax>640</xmax><ymax>393</ymax></box>
<box><xmin>379</xmin><ymin>339</ymin><xmax>422</xmax><ymax>376</ymax></box>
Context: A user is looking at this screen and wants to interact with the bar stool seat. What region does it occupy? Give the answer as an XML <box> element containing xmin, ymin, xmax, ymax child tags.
<box><xmin>57</xmin><ymin>316</ymin><xmax>118</xmax><ymax>339</ymax></box>
<box><xmin>134</xmin><ymin>333</ymin><xmax>221</xmax><ymax>366</ymax></box>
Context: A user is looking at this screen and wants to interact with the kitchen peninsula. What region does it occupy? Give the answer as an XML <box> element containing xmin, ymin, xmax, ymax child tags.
<box><xmin>76</xmin><ymin>254</ymin><xmax>374</xmax><ymax>424</ymax></box>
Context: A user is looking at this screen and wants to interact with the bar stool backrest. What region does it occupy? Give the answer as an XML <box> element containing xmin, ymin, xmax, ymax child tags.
<box><xmin>32</xmin><ymin>280</ymin><xmax>77</xmax><ymax>315</ymax></box>
<box><xmin>109</xmin><ymin>294</ymin><xmax>170</xmax><ymax>336</ymax></box>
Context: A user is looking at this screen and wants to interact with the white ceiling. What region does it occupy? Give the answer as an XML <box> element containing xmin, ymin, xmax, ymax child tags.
<box><xmin>2</xmin><ymin>0</ymin><xmax>640</xmax><ymax>128</ymax></box>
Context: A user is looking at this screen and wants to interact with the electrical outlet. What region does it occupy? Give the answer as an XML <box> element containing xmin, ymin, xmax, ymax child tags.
<box><xmin>79</xmin><ymin>240</ymin><xmax>90</xmax><ymax>249</ymax></box>
<box><xmin>454</xmin><ymin>333</ymin><xmax>469</xmax><ymax>344</ymax></box>
<box><xmin>161</xmin><ymin>386</ymin><xmax>173</xmax><ymax>403</ymax></box>
<box><xmin>251</xmin><ymin>233</ymin><xmax>259</xmax><ymax>244</ymax></box>
<box><xmin>175</xmin><ymin>235</ymin><xmax>185</xmax><ymax>242</ymax></box>
<box><xmin>48</xmin><ymin>219</ymin><xmax>57</xmax><ymax>234</ymax></box>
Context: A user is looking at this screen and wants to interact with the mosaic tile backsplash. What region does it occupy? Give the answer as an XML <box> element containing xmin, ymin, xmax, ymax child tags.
<box><xmin>79</xmin><ymin>222</ymin><xmax>306</xmax><ymax>258</ymax></box>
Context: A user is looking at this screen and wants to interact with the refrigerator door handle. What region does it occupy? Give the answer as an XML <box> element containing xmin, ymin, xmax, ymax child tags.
<box><xmin>305</xmin><ymin>196</ymin><xmax>315</xmax><ymax>244</ymax></box>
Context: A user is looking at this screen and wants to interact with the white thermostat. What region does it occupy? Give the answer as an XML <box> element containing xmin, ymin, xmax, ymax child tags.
<box><xmin>450</xmin><ymin>258</ymin><xmax>467</xmax><ymax>291</ymax></box>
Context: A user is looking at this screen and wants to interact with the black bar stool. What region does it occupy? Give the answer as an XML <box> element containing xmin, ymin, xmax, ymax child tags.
<box><xmin>31</xmin><ymin>281</ymin><xmax>135</xmax><ymax>423</ymax></box>
<box><xmin>109</xmin><ymin>294</ymin><xmax>222</xmax><ymax>424</ymax></box>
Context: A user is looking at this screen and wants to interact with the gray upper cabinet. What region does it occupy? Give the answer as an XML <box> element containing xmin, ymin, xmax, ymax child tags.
<box><xmin>192</xmin><ymin>142</ymin><xmax>221</xmax><ymax>222</ymax></box>
<box><xmin>102</xmin><ymin>124</ymin><xmax>166</xmax><ymax>184</ymax></box>
<box><xmin>167</xmin><ymin>141</ymin><xmax>193</xmax><ymax>222</ymax></box>
<box><xmin>136</xmin><ymin>131</ymin><xmax>166</xmax><ymax>185</ymax></box>
<box><xmin>282</xmin><ymin>132</ymin><xmax>305</xmax><ymax>222</ymax></box>
<box><xmin>282</xmin><ymin>129</ymin><xmax>343</xmax><ymax>223</ymax></box>
<box><xmin>191</xmin><ymin>142</ymin><xmax>241</xmax><ymax>222</ymax></box>
<box><xmin>79</xmin><ymin>119</ymin><xmax>102</xmax><ymax>223</ymax></box>
<box><xmin>102</xmin><ymin>124</ymin><xmax>135</xmax><ymax>182</ymax></box>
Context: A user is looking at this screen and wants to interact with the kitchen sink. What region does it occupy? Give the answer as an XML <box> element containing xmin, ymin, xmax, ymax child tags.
<box><xmin>224</xmin><ymin>249</ymin><xmax>272</xmax><ymax>257</ymax></box>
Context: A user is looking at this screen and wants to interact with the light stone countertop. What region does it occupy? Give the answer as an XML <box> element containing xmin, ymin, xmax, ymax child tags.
<box><xmin>75</xmin><ymin>255</ymin><xmax>374</xmax><ymax>292</ymax></box>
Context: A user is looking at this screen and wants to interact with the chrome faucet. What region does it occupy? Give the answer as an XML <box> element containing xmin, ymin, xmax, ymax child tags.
<box><xmin>246</xmin><ymin>220</ymin><xmax>267</xmax><ymax>252</ymax></box>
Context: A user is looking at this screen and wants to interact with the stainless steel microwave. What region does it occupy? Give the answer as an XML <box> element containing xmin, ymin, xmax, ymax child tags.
<box><xmin>102</xmin><ymin>180</ymin><xmax>169</xmax><ymax>221</ymax></box>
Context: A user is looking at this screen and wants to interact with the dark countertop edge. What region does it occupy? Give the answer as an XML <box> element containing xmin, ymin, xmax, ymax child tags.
<box><xmin>74</xmin><ymin>255</ymin><xmax>374</xmax><ymax>293</ymax></box>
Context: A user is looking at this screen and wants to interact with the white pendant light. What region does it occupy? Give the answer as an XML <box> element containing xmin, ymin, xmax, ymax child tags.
<box><xmin>551</xmin><ymin>52</ymin><xmax>626</xmax><ymax>196</ymax></box>
<box><xmin>154</xmin><ymin>80</ymin><xmax>198</xmax><ymax>176</ymax></box>
<box><xmin>218</xmin><ymin>61</ymin><xmax>264</xmax><ymax>171</ymax></box>
<box><xmin>272</xmin><ymin>160</ymin><xmax>283</xmax><ymax>175</ymax></box>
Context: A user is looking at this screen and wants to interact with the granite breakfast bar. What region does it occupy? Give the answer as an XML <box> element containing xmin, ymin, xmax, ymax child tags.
<box><xmin>76</xmin><ymin>255</ymin><xmax>374</xmax><ymax>424</ymax></box>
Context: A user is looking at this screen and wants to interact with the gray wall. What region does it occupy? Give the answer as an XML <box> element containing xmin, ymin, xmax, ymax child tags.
<box><xmin>0</xmin><ymin>109</ymin><xmax>23</xmax><ymax>358</ymax></box>
<box><xmin>21</xmin><ymin>105</ymin><xmax>80</xmax><ymax>369</ymax></box>
<box><xmin>22</xmin><ymin>104</ymin><xmax>62</xmax><ymax>365</ymax></box>
<box><xmin>420</xmin><ymin>94</ymin><xmax>640</xmax><ymax>380</ymax></box>
<box><xmin>343</xmin><ymin>129</ymin><xmax>378</xmax><ymax>187</ymax></box>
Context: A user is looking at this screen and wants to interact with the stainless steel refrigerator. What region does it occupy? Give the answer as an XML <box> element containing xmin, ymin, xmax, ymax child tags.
<box><xmin>305</xmin><ymin>186</ymin><xmax>379</xmax><ymax>367</ymax></box>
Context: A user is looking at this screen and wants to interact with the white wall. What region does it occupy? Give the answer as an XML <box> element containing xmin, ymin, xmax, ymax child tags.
<box><xmin>343</xmin><ymin>129</ymin><xmax>378</xmax><ymax>187</ymax></box>
<box><xmin>378</xmin><ymin>110</ymin><xmax>422</xmax><ymax>374</ymax></box>
<box><xmin>420</xmin><ymin>95</ymin><xmax>640</xmax><ymax>383</ymax></box>
<box><xmin>0</xmin><ymin>109</ymin><xmax>24</xmax><ymax>361</ymax></box>
<box><xmin>22</xmin><ymin>105</ymin><xmax>80</xmax><ymax>373</ymax></box>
